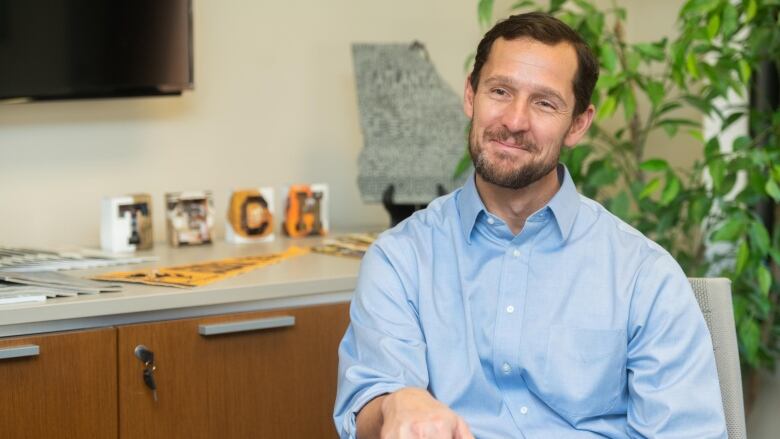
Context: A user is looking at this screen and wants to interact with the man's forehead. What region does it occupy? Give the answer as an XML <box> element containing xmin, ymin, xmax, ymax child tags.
<box><xmin>482</xmin><ymin>37</ymin><xmax>578</xmax><ymax>93</ymax></box>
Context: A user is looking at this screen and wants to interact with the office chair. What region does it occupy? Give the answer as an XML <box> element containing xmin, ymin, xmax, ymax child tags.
<box><xmin>689</xmin><ymin>278</ymin><xmax>747</xmax><ymax>439</ymax></box>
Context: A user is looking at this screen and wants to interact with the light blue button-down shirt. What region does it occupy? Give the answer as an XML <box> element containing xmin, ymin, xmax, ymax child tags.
<box><xmin>334</xmin><ymin>165</ymin><xmax>727</xmax><ymax>438</ymax></box>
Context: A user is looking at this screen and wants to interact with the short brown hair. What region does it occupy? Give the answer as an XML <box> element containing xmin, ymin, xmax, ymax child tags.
<box><xmin>469</xmin><ymin>12</ymin><xmax>599</xmax><ymax>116</ymax></box>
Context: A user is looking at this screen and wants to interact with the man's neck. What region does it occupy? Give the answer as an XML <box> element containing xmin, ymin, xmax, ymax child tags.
<box><xmin>475</xmin><ymin>168</ymin><xmax>561</xmax><ymax>236</ymax></box>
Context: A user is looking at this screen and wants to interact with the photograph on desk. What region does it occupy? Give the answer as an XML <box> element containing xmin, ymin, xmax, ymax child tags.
<box><xmin>282</xmin><ymin>183</ymin><xmax>329</xmax><ymax>238</ymax></box>
<box><xmin>165</xmin><ymin>190</ymin><xmax>215</xmax><ymax>247</ymax></box>
<box><xmin>226</xmin><ymin>187</ymin><xmax>275</xmax><ymax>244</ymax></box>
<box><xmin>100</xmin><ymin>193</ymin><xmax>153</xmax><ymax>253</ymax></box>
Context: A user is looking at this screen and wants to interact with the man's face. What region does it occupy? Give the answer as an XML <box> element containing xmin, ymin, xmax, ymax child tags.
<box><xmin>464</xmin><ymin>37</ymin><xmax>592</xmax><ymax>189</ymax></box>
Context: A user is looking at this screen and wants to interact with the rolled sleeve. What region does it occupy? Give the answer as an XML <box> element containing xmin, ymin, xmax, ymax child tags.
<box><xmin>333</xmin><ymin>242</ymin><xmax>429</xmax><ymax>438</ymax></box>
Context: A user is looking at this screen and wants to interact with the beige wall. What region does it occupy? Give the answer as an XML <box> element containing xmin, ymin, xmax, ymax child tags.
<box><xmin>0</xmin><ymin>0</ymin><xmax>482</xmax><ymax>248</ymax></box>
<box><xmin>0</xmin><ymin>0</ymin><xmax>699</xmax><ymax>249</ymax></box>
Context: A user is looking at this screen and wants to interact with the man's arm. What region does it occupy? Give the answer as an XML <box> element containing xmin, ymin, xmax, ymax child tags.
<box><xmin>356</xmin><ymin>388</ymin><xmax>473</xmax><ymax>439</ymax></box>
<box><xmin>333</xmin><ymin>241</ymin><xmax>473</xmax><ymax>439</ymax></box>
<box><xmin>626</xmin><ymin>253</ymin><xmax>727</xmax><ymax>438</ymax></box>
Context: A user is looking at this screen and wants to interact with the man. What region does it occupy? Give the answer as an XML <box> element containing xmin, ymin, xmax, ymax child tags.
<box><xmin>334</xmin><ymin>12</ymin><xmax>727</xmax><ymax>439</ymax></box>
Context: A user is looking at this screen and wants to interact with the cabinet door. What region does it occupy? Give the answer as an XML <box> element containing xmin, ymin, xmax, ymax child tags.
<box><xmin>117</xmin><ymin>302</ymin><xmax>351</xmax><ymax>439</ymax></box>
<box><xmin>0</xmin><ymin>328</ymin><xmax>118</xmax><ymax>439</ymax></box>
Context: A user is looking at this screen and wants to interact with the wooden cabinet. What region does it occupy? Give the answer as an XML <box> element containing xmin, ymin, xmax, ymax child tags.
<box><xmin>117</xmin><ymin>302</ymin><xmax>351</xmax><ymax>439</ymax></box>
<box><xmin>0</xmin><ymin>301</ymin><xmax>351</xmax><ymax>439</ymax></box>
<box><xmin>0</xmin><ymin>328</ymin><xmax>118</xmax><ymax>439</ymax></box>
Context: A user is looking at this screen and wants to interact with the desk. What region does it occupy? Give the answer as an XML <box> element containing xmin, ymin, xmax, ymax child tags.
<box><xmin>0</xmin><ymin>238</ymin><xmax>360</xmax><ymax>438</ymax></box>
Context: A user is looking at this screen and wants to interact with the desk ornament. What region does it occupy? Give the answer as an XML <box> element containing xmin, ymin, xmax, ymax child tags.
<box><xmin>100</xmin><ymin>193</ymin><xmax>153</xmax><ymax>253</ymax></box>
<box><xmin>282</xmin><ymin>184</ymin><xmax>329</xmax><ymax>238</ymax></box>
<box><xmin>226</xmin><ymin>187</ymin><xmax>275</xmax><ymax>244</ymax></box>
<box><xmin>165</xmin><ymin>191</ymin><xmax>215</xmax><ymax>247</ymax></box>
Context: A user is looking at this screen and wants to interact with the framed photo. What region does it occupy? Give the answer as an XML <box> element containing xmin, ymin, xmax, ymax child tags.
<box><xmin>282</xmin><ymin>183</ymin><xmax>329</xmax><ymax>238</ymax></box>
<box><xmin>100</xmin><ymin>194</ymin><xmax>153</xmax><ymax>253</ymax></box>
<box><xmin>165</xmin><ymin>191</ymin><xmax>215</xmax><ymax>247</ymax></box>
<box><xmin>226</xmin><ymin>187</ymin><xmax>275</xmax><ymax>244</ymax></box>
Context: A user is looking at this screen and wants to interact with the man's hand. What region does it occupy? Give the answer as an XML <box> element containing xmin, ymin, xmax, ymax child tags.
<box><xmin>356</xmin><ymin>387</ymin><xmax>474</xmax><ymax>439</ymax></box>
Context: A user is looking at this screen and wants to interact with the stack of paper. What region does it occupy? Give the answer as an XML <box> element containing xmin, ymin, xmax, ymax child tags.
<box><xmin>0</xmin><ymin>247</ymin><xmax>157</xmax><ymax>272</ymax></box>
<box><xmin>0</xmin><ymin>271</ymin><xmax>123</xmax><ymax>304</ymax></box>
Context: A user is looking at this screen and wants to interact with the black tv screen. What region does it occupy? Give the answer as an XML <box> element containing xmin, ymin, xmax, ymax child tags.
<box><xmin>0</xmin><ymin>0</ymin><xmax>193</xmax><ymax>101</ymax></box>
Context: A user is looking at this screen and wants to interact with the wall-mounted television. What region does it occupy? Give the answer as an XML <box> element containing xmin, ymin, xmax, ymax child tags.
<box><xmin>0</xmin><ymin>0</ymin><xmax>193</xmax><ymax>102</ymax></box>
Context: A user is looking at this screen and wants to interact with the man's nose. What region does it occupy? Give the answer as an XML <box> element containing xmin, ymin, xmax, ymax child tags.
<box><xmin>501</xmin><ymin>100</ymin><xmax>531</xmax><ymax>132</ymax></box>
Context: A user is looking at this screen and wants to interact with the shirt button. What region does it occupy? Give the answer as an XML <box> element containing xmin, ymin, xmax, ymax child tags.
<box><xmin>506</xmin><ymin>305</ymin><xmax>515</xmax><ymax>313</ymax></box>
<box><xmin>501</xmin><ymin>363</ymin><xmax>511</xmax><ymax>374</ymax></box>
<box><xmin>512</xmin><ymin>248</ymin><xmax>521</xmax><ymax>258</ymax></box>
<box><xmin>520</xmin><ymin>406</ymin><xmax>528</xmax><ymax>415</ymax></box>
<box><xmin>487</xmin><ymin>217</ymin><xmax>495</xmax><ymax>225</ymax></box>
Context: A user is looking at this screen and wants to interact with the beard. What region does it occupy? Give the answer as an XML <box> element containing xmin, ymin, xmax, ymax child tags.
<box><xmin>469</xmin><ymin>125</ymin><xmax>562</xmax><ymax>190</ymax></box>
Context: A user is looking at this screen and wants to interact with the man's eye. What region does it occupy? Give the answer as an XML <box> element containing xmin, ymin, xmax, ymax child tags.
<box><xmin>537</xmin><ymin>100</ymin><xmax>556</xmax><ymax>110</ymax></box>
<box><xmin>491</xmin><ymin>88</ymin><xmax>509</xmax><ymax>97</ymax></box>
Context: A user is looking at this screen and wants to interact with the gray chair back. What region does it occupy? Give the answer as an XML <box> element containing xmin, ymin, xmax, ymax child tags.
<box><xmin>689</xmin><ymin>278</ymin><xmax>747</xmax><ymax>439</ymax></box>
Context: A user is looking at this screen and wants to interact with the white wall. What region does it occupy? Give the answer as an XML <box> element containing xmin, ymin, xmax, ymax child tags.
<box><xmin>0</xmin><ymin>0</ymin><xmax>482</xmax><ymax>248</ymax></box>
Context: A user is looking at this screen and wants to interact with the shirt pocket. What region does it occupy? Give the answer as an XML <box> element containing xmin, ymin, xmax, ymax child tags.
<box><xmin>542</xmin><ymin>324</ymin><xmax>626</xmax><ymax>418</ymax></box>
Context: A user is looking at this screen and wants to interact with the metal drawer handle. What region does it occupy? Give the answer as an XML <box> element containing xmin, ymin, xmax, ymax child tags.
<box><xmin>0</xmin><ymin>344</ymin><xmax>40</xmax><ymax>360</ymax></box>
<box><xmin>199</xmin><ymin>315</ymin><xmax>295</xmax><ymax>336</ymax></box>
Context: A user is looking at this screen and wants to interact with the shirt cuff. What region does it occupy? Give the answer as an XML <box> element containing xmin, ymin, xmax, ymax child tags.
<box><xmin>341</xmin><ymin>384</ymin><xmax>407</xmax><ymax>439</ymax></box>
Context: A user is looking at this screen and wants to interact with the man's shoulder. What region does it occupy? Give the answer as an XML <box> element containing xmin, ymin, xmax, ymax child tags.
<box><xmin>373</xmin><ymin>191</ymin><xmax>460</xmax><ymax>251</ymax></box>
<box><xmin>575</xmin><ymin>193</ymin><xmax>669</xmax><ymax>260</ymax></box>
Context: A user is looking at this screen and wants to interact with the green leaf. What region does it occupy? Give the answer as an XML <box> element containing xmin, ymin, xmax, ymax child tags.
<box><xmin>660</xmin><ymin>176</ymin><xmax>681</xmax><ymax>205</ymax></box>
<box><xmin>722</xmin><ymin>112</ymin><xmax>745</xmax><ymax>131</ymax></box>
<box><xmin>749</xmin><ymin>220</ymin><xmax>771</xmax><ymax>254</ymax></box>
<box><xmin>623</xmin><ymin>89</ymin><xmax>637</xmax><ymax>121</ymax></box>
<box><xmin>640</xmin><ymin>159</ymin><xmax>670</xmax><ymax>172</ymax></box>
<box><xmin>601</xmin><ymin>44</ymin><xmax>618</xmax><ymax>72</ymax></box>
<box><xmin>688</xmin><ymin>129</ymin><xmax>704</xmax><ymax>142</ymax></box>
<box><xmin>510</xmin><ymin>0</ymin><xmax>537</xmax><ymax>9</ymax></box>
<box><xmin>609</xmin><ymin>191</ymin><xmax>630</xmax><ymax>220</ymax></box>
<box><xmin>739</xmin><ymin>59</ymin><xmax>752</xmax><ymax>83</ymax></box>
<box><xmin>463</xmin><ymin>52</ymin><xmax>475</xmax><ymax>73</ymax></box>
<box><xmin>657</xmin><ymin>101</ymin><xmax>682</xmax><ymax>116</ymax></box>
<box><xmin>634</xmin><ymin>43</ymin><xmax>665</xmax><ymax>61</ymax></box>
<box><xmin>627</xmin><ymin>51</ymin><xmax>642</xmax><ymax>71</ymax></box>
<box><xmin>766</xmin><ymin>179</ymin><xmax>780</xmax><ymax>202</ymax></box>
<box><xmin>706</xmin><ymin>13</ymin><xmax>721</xmax><ymax>39</ymax></box>
<box><xmin>639</xmin><ymin>178</ymin><xmax>662</xmax><ymax>199</ymax></box>
<box><xmin>657</xmin><ymin>118</ymin><xmax>699</xmax><ymax>137</ymax></box>
<box><xmin>477</xmin><ymin>0</ymin><xmax>494</xmax><ymax>29</ymax></box>
<box><xmin>758</xmin><ymin>265</ymin><xmax>772</xmax><ymax>297</ymax></box>
<box><xmin>735</xmin><ymin>240</ymin><xmax>749</xmax><ymax>275</ymax></box>
<box><xmin>705</xmin><ymin>137</ymin><xmax>720</xmax><ymax>158</ymax></box>
<box><xmin>646</xmin><ymin>81</ymin><xmax>665</xmax><ymax>108</ymax></box>
<box><xmin>596</xmin><ymin>74</ymin><xmax>620</xmax><ymax>91</ymax></box>
<box><xmin>746</xmin><ymin>0</ymin><xmax>758</xmax><ymax>21</ymax></box>
<box><xmin>739</xmin><ymin>318</ymin><xmax>761</xmax><ymax>365</ymax></box>
<box><xmin>597</xmin><ymin>95</ymin><xmax>618</xmax><ymax>120</ymax></box>
<box><xmin>585</xmin><ymin>12</ymin><xmax>605</xmax><ymax>36</ymax></box>
<box><xmin>709</xmin><ymin>159</ymin><xmax>727</xmax><ymax>192</ymax></box>
<box><xmin>686</xmin><ymin>52</ymin><xmax>699</xmax><ymax>78</ymax></box>
<box><xmin>682</xmin><ymin>95</ymin><xmax>713</xmax><ymax>114</ymax></box>
<box><xmin>681</xmin><ymin>0</ymin><xmax>721</xmax><ymax>17</ymax></box>
<box><xmin>721</xmin><ymin>4</ymin><xmax>738</xmax><ymax>37</ymax></box>
<box><xmin>453</xmin><ymin>149</ymin><xmax>472</xmax><ymax>178</ymax></box>
<box><xmin>549</xmin><ymin>0</ymin><xmax>566</xmax><ymax>14</ymax></box>
<box><xmin>711</xmin><ymin>217</ymin><xmax>745</xmax><ymax>241</ymax></box>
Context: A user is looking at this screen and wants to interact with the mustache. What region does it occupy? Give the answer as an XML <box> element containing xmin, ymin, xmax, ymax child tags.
<box><xmin>484</xmin><ymin>127</ymin><xmax>536</xmax><ymax>150</ymax></box>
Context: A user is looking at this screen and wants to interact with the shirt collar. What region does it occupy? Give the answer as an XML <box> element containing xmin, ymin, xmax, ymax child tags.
<box><xmin>457</xmin><ymin>172</ymin><xmax>485</xmax><ymax>244</ymax></box>
<box><xmin>457</xmin><ymin>164</ymin><xmax>580</xmax><ymax>244</ymax></box>
<box><xmin>547</xmin><ymin>164</ymin><xmax>580</xmax><ymax>242</ymax></box>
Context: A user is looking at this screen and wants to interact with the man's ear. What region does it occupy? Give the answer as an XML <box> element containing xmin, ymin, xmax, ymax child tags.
<box><xmin>564</xmin><ymin>104</ymin><xmax>595</xmax><ymax>147</ymax></box>
<box><xmin>463</xmin><ymin>76</ymin><xmax>475</xmax><ymax>119</ymax></box>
